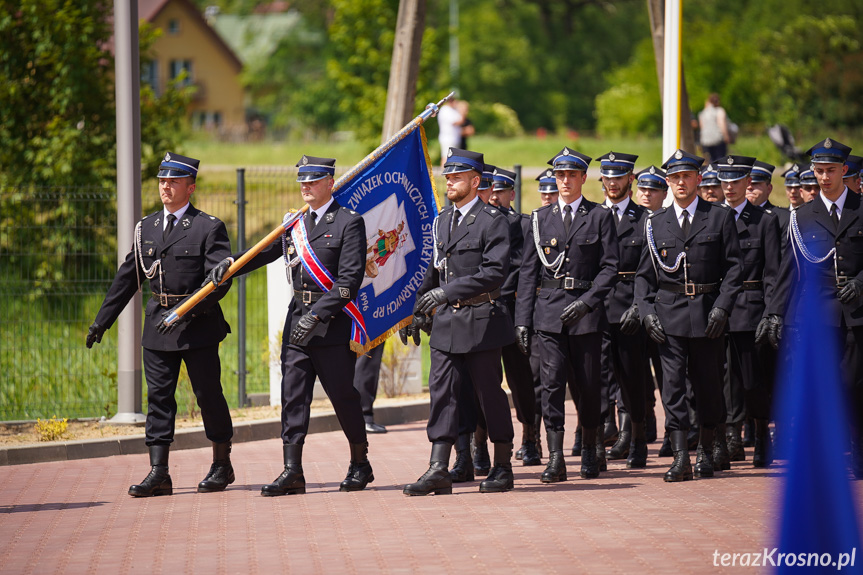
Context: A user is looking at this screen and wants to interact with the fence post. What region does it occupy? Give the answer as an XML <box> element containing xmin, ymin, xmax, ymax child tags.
<box><xmin>514</xmin><ymin>164</ymin><xmax>522</xmax><ymax>213</ymax></box>
<box><xmin>236</xmin><ymin>168</ymin><xmax>248</xmax><ymax>407</ymax></box>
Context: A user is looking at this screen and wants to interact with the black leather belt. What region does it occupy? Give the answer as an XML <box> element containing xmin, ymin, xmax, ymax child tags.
<box><xmin>298</xmin><ymin>290</ymin><xmax>326</xmax><ymax>304</ymax></box>
<box><xmin>541</xmin><ymin>278</ymin><xmax>593</xmax><ymax>290</ymax></box>
<box><xmin>452</xmin><ymin>288</ymin><xmax>501</xmax><ymax>308</ymax></box>
<box><xmin>151</xmin><ymin>293</ymin><xmax>192</xmax><ymax>307</ymax></box>
<box><xmin>743</xmin><ymin>280</ymin><xmax>763</xmax><ymax>290</ymax></box>
<box><xmin>617</xmin><ymin>271</ymin><xmax>636</xmax><ymax>282</ymax></box>
<box><xmin>659</xmin><ymin>282</ymin><xmax>719</xmax><ymax>295</ymax></box>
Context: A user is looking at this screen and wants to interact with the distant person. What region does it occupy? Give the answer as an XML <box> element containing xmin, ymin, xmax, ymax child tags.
<box><xmin>457</xmin><ymin>100</ymin><xmax>475</xmax><ymax>149</ymax></box>
<box><xmin>697</xmin><ymin>164</ymin><xmax>723</xmax><ymax>202</ymax></box>
<box><xmin>799</xmin><ymin>168</ymin><xmax>821</xmax><ymax>203</ymax></box>
<box><xmin>782</xmin><ymin>164</ymin><xmax>805</xmax><ymax>210</ymax></box>
<box><xmin>437</xmin><ymin>99</ymin><xmax>465</xmax><ymax>168</ymax></box>
<box><xmin>698</xmin><ymin>93</ymin><xmax>731</xmax><ymax>163</ymax></box>
<box><xmin>845</xmin><ymin>155</ymin><xmax>862</xmax><ymax>194</ymax></box>
<box><xmin>635</xmin><ymin>166</ymin><xmax>668</xmax><ymax>213</ymax></box>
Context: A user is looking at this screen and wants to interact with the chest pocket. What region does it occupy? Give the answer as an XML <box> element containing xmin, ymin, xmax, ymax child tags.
<box><xmin>846</xmin><ymin>226</ymin><xmax>863</xmax><ymax>253</ymax></box>
<box><xmin>739</xmin><ymin>237</ymin><xmax>761</xmax><ymax>260</ymax></box>
<box><xmin>319</xmin><ymin>235</ymin><xmax>342</xmax><ymax>249</ymax></box>
<box><xmin>805</xmin><ymin>229</ymin><xmax>833</xmax><ymax>253</ymax></box>
<box><xmin>455</xmin><ymin>237</ymin><xmax>483</xmax><ymax>270</ymax></box>
<box><xmin>622</xmin><ymin>237</ymin><xmax>644</xmax><ymax>249</ymax></box>
<box><xmin>654</xmin><ymin>237</ymin><xmax>677</xmax><ymax>262</ymax></box>
<box><xmin>538</xmin><ymin>236</ymin><xmax>560</xmax><ymax>250</ymax></box>
<box><xmin>173</xmin><ymin>244</ymin><xmax>201</xmax><ymax>272</ymax></box>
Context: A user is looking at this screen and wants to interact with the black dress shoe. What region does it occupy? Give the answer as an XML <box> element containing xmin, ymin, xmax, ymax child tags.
<box><xmin>404</xmin><ymin>443</ymin><xmax>453</xmax><ymax>496</ymax></box>
<box><xmin>365</xmin><ymin>421</ymin><xmax>387</xmax><ymax>434</ymax></box>
<box><xmin>262</xmin><ymin>444</ymin><xmax>306</xmax><ymax>496</ymax></box>
<box><xmin>198</xmin><ymin>441</ymin><xmax>235</xmax><ymax>493</ymax></box>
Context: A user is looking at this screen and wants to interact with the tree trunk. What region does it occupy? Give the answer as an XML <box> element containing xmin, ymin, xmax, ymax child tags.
<box><xmin>381</xmin><ymin>0</ymin><xmax>426</xmax><ymax>142</ymax></box>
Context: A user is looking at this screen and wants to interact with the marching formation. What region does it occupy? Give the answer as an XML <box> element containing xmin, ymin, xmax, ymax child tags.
<box><xmin>86</xmin><ymin>137</ymin><xmax>863</xmax><ymax>497</ymax></box>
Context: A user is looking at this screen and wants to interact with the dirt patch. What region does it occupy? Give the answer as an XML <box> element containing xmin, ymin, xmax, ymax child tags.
<box><xmin>0</xmin><ymin>392</ymin><xmax>430</xmax><ymax>447</ymax></box>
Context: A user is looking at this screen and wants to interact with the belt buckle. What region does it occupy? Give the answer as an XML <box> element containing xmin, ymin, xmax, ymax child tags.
<box><xmin>684</xmin><ymin>282</ymin><xmax>696</xmax><ymax>296</ymax></box>
<box><xmin>837</xmin><ymin>275</ymin><xmax>849</xmax><ymax>287</ymax></box>
<box><xmin>303</xmin><ymin>291</ymin><xmax>312</xmax><ymax>304</ymax></box>
<box><xmin>160</xmin><ymin>293</ymin><xmax>169</xmax><ymax>307</ymax></box>
<box><xmin>563</xmin><ymin>277</ymin><xmax>575</xmax><ymax>290</ymax></box>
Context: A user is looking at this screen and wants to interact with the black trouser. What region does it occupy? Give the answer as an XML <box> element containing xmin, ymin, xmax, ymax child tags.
<box><xmin>143</xmin><ymin>345</ymin><xmax>233</xmax><ymax>446</ymax></box>
<box><xmin>528</xmin><ymin>329</ymin><xmax>544</xmax><ymax>416</ymax></box>
<box><xmin>725</xmin><ymin>331</ymin><xmax>773</xmax><ymax>422</ymax></box>
<box><xmin>842</xmin><ymin>324</ymin><xmax>863</xmax><ymax>434</ymax></box>
<box><xmin>280</xmin><ymin>341</ymin><xmax>366</xmax><ymax>445</ymax></box>
<box><xmin>429</xmin><ymin>347</ymin><xmax>513</xmax><ymax>444</ymax></box>
<box><xmin>600</xmin><ymin>331</ymin><xmax>620</xmax><ymax>419</ymax></box>
<box><xmin>501</xmin><ymin>340</ymin><xmax>537</xmax><ymax>425</ymax></box>
<box><xmin>658</xmin><ymin>335</ymin><xmax>726</xmax><ymax>431</ymax></box>
<box><xmin>608</xmin><ymin>323</ymin><xmax>648</xmax><ymax>424</ymax></box>
<box><xmin>354</xmin><ymin>344</ymin><xmax>384</xmax><ymax>424</ymax></box>
<box><xmin>537</xmin><ymin>331</ymin><xmax>602</xmax><ymax>432</ymax></box>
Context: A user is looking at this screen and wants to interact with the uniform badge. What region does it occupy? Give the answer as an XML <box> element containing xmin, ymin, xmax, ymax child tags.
<box><xmin>154</xmin><ymin>218</ymin><xmax>160</xmax><ymax>227</ymax></box>
<box><xmin>825</xmin><ymin>138</ymin><xmax>833</xmax><ymax>149</ymax></box>
<box><xmin>302</xmin><ymin>155</ymin><xmax>309</xmax><ymax>165</ymax></box>
<box><xmin>287</xmin><ymin>246</ymin><xmax>295</xmax><ymax>255</ymax></box>
<box><xmin>181</xmin><ymin>218</ymin><xmax>191</xmax><ymax>229</ymax></box>
<box><xmin>609</xmin><ymin>152</ymin><xmax>616</xmax><ymax>161</ymax></box>
<box><xmin>447</xmin><ymin>148</ymin><xmax>453</xmax><ymax>157</ymax></box>
<box><xmin>338</xmin><ymin>287</ymin><xmax>350</xmax><ymax>299</ymax></box>
<box><xmin>544</xmin><ymin>247</ymin><xmax>551</xmax><ymax>255</ymax></box>
<box><xmin>490</xmin><ymin>208</ymin><xmax>497</xmax><ymax>214</ymax></box>
<box><xmin>661</xmin><ymin>249</ymin><xmax>667</xmax><ymax>257</ymax></box>
<box><xmin>649</xmin><ymin>166</ymin><xmax>656</xmax><ymax>175</ymax></box>
<box><xmin>674</xmin><ymin>150</ymin><xmax>683</xmax><ymax>160</ymax></box>
<box><xmin>792</xmin><ymin>163</ymin><xmax>799</xmax><ymax>171</ymax></box>
<box><xmin>551</xmin><ymin>238</ymin><xmax>557</xmax><ymax>246</ymax></box>
<box><xmin>164</xmin><ymin>152</ymin><xmax>171</xmax><ymax>162</ymax></box>
<box><xmin>147</xmin><ymin>248</ymin><xmax>154</xmax><ymax>256</ymax></box>
<box><xmin>324</xmin><ymin>234</ymin><xmax>333</xmax><ymax>238</ymax></box>
<box><xmin>562</xmin><ymin>147</ymin><xmax>571</xmax><ymax>156</ymax></box>
<box><xmin>552</xmin><ymin>205</ymin><xmax>559</xmax><ymax>214</ymax></box>
<box><xmin>546</xmin><ymin>169</ymin><xmax>553</xmax><ymax>178</ymax></box>
<box><xmin>727</xmin><ymin>156</ymin><xmax>734</xmax><ymax>165</ymax></box>
<box><xmin>325</xmin><ymin>212</ymin><xmax>335</xmax><ymax>223</ymax></box>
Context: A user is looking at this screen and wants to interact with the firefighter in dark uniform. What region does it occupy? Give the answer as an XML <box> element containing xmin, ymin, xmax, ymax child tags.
<box><xmin>635</xmin><ymin>149</ymin><xmax>743</xmax><ymax>482</ymax></box>
<box><xmin>845</xmin><ymin>155</ymin><xmax>862</xmax><ymax>194</ymax></box>
<box><xmin>780</xmin><ymin>138</ymin><xmax>863</xmax><ymax>479</ymax></box>
<box><xmin>86</xmin><ymin>152</ymin><xmax>235</xmax><ymax>497</ymax></box>
<box><xmin>716</xmin><ymin>155</ymin><xmax>782</xmax><ymax>469</ymax></box>
<box><xmin>635</xmin><ymin>166</ymin><xmax>669</xmax><ymax>451</ymax></box>
<box><xmin>515</xmin><ymin>147</ymin><xmax>620</xmax><ymax>482</ymax></box>
<box><xmin>401</xmin><ymin>148</ymin><xmax>516</xmax><ymax>495</ymax></box>
<box><xmin>208</xmin><ymin>155</ymin><xmax>373</xmax><ymax>496</ymax></box>
<box><xmin>488</xmin><ymin>167</ymin><xmax>541</xmax><ymax>466</ymax></box>
<box><xmin>597</xmin><ymin>152</ymin><xmax>651</xmax><ymax>468</ymax></box>
<box><xmin>746</xmin><ymin>160</ymin><xmax>790</xmax><ymax>239</ymax></box>
<box><xmin>783</xmin><ymin>164</ymin><xmax>805</xmax><ymax>211</ymax></box>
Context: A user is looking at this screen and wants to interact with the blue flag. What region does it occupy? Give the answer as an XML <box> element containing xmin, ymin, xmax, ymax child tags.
<box><xmin>333</xmin><ymin>126</ymin><xmax>440</xmax><ymax>353</ymax></box>
<box><xmin>774</xmin><ymin>268</ymin><xmax>862</xmax><ymax>571</ymax></box>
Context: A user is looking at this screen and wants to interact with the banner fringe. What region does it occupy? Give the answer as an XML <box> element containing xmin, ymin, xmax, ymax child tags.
<box><xmin>353</xmin><ymin>316</ymin><xmax>414</xmax><ymax>356</ymax></box>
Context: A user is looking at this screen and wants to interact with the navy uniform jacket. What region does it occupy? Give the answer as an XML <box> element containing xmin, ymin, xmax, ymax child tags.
<box><xmin>727</xmin><ymin>201</ymin><xmax>781</xmax><ymax>332</ymax></box>
<box><xmin>237</xmin><ymin>201</ymin><xmax>366</xmax><ymax>346</ymax></box>
<box><xmin>606</xmin><ymin>201</ymin><xmax>648</xmax><ymax>325</ymax></box>
<box><xmin>95</xmin><ymin>204</ymin><xmax>232</xmax><ymax>351</ymax></box>
<box><xmin>500</xmin><ymin>208</ymin><xmax>525</xmax><ymax>300</ymax></box>
<box><xmin>635</xmin><ymin>199</ymin><xmax>743</xmax><ymax>338</ymax></box>
<box><xmin>763</xmin><ymin>201</ymin><xmax>790</xmax><ymax>240</ymax></box>
<box><xmin>515</xmin><ymin>199</ymin><xmax>620</xmax><ymax>335</ymax></box>
<box><xmin>779</xmin><ymin>189</ymin><xmax>863</xmax><ymax>328</ymax></box>
<box><xmin>418</xmin><ymin>200</ymin><xmax>513</xmax><ymax>354</ymax></box>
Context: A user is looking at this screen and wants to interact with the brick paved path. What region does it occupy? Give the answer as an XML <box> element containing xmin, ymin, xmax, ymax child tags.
<box><xmin>2</xmin><ymin>404</ymin><xmax>861</xmax><ymax>574</ymax></box>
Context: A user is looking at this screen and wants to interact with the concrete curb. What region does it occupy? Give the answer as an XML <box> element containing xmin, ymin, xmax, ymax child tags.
<box><xmin>0</xmin><ymin>399</ymin><xmax>431</xmax><ymax>467</ymax></box>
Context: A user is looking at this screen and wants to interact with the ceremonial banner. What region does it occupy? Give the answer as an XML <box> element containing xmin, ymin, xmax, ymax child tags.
<box><xmin>333</xmin><ymin>126</ymin><xmax>440</xmax><ymax>353</ymax></box>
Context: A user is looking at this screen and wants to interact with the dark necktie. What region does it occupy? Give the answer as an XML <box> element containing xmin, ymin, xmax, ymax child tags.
<box><xmin>830</xmin><ymin>203</ymin><xmax>839</xmax><ymax>230</ymax></box>
<box><xmin>681</xmin><ymin>210</ymin><xmax>690</xmax><ymax>237</ymax></box>
<box><xmin>308</xmin><ymin>211</ymin><xmax>318</xmax><ymax>233</ymax></box>
<box><xmin>163</xmin><ymin>213</ymin><xmax>175</xmax><ymax>241</ymax></box>
<box><xmin>612</xmin><ymin>204</ymin><xmax>620</xmax><ymax>224</ymax></box>
<box><xmin>452</xmin><ymin>209</ymin><xmax>462</xmax><ymax>232</ymax></box>
<box><xmin>563</xmin><ymin>204</ymin><xmax>572</xmax><ymax>235</ymax></box>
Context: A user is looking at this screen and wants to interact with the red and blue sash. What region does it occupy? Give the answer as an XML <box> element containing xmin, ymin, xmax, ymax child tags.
<box><xmin>290</xmin><ymin>216</ymin><xmax>368</xmax><ymax>351</ymax></box>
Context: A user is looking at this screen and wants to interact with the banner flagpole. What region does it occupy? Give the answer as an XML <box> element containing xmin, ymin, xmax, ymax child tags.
<box><xmin>160</xmin><ymin>92</ymin><xmax>455</xmax><ymax>329</ymax></box>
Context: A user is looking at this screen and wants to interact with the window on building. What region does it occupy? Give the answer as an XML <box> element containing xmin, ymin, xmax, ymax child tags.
<box><xmin>168</xmin><ymin>19</ymin><xmax>180</xmax><ymax>35</ymax></box>
<box><xmin>169</xmin><ymin>60</ymin><xmax>193</xmax><ymax>86</ymax></box>
<box><xmin>140</xmin><ymin>60</ymin><xmax>159</xmax><ymax>96</ymax></box>
<box><xmin>194</xmin><ymin>111</ymin><xmax>223</xmax><ymax>130</ymax></box>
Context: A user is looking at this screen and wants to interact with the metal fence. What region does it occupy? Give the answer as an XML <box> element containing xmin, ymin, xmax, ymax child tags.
<box><xmin>0</xmin><ymin>169</ymin><xmax>344</xmax><ymax>421</ymax></box>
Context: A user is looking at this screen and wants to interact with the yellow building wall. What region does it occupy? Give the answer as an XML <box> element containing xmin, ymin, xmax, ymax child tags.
<box><xmin>147</xmin><ymin>1</ymin><xmax>245</xmax><ymax>131</ymax></box>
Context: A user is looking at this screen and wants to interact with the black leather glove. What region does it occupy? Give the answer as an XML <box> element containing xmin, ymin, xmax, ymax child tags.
<box><xmin>415</xmin><ymin>287</ymin><xmax>448</xmax><ymax>315</ymax></box>
<box><xmin>157</xmin><ymin>306</ymin><xmax>188</xmax><ymax>335</ymax></box>
<box><xmin>755</xmin><ymin>316</ymin><xmax>771</xmax><ymax>346</ymax></box>
<box><xmin>768</xmin><ymin>314</ymin><xmax>783</xmax><ymax>349</ymax></box>
<box><xmin>643</xmin><ymin>314</ymin><xmax>666</xmax><ymax>344</ymax></box>
<box><xmin>704</xmin><ymin>307</ymin><xmax>729</xmax><ymax>339</ymax></box>
<box><xmin>86</xmin><ymin>322</ymin><xmax>105</xmax><ymax>348</ymax></box>
<box><xmin>416</xmin><ymin>313</ymin><xmax>433</xmax><ymax>334</ymax></box>
<box><xmin>515</xmin><ymin>325</ymin><xmax>530</xmax><ymax>356</ymax></box>
<box><xmin>560</xmin><ymin>300</ymin><xmax>590</xmax><ymax>326</ymax></box>
<box><xmin>838</xmin><ymin>277</ymin><xmax>863</xmax><ymax>304</ymax></box>
<box><xmin>206</xmin><ymin>257</ymin><xmax>233</xmax><ymax>288</ymax></box>
<box><xmin>619</xmin><ymin>305</ymin><xmax>641</xmax><ymax>336</ymax></box>
<box><xmin>290</xmin><ymin>312</ymin><xmax>321</xmax><ymax>346</ymax></box>
<box><xmin>399</xmin><ymin>314</ymin><xmax>426</xmax><ymax>346</ymax></box>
